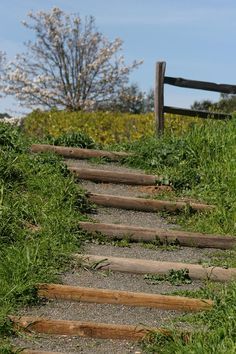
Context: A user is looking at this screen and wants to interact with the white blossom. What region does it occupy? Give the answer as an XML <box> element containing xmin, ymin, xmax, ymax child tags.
<box><xmin>1</xmin><ymin>8</ymin><xmax>142</xmax><ymax>111</ymax></box>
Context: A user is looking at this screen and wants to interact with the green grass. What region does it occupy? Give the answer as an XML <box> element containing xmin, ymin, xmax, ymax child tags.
<box><xmin>144</xmin><ymin>269</ymin><xmax>192</xmax><ymax>286</ymax></box>
<box><xmin>141</xmin><ymin>281</ymin><xmax>236</xmax><ymax>354</ymax></box>
<box><xmin>110</xmin><ymin>116</ymin><xmax>236</xmax><ymax>353</ymax></box>
<box><xmin>117</xmin><ymin>117</ymin><xmax>236</xmax><ymax>236</ymax></box>
<box><xmin>0</xmin><ymin>123</ymin><xmax>92</xmax><ymax>351</ymax></box>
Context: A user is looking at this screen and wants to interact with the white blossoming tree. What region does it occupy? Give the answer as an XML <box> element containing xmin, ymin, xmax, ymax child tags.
<box><xmin>3</xmin><ymin>8</ymin><xmax>142</xmax><ymax>111</ymax></box>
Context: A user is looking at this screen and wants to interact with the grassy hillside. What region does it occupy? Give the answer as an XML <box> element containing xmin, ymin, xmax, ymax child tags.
<box><xmin>113</xmin><ymin>116</ymin><xmax>236</xmax><ymax>353</ymax></box>
<box><xmin>117</xmin><ymin>117</ymin><xmax>236</xmax><ymax>237</ymax></box>
<box><xmin>0</xmin><ymin>123</ymin><xmax>91</xmax><ymax>351</ymax></box>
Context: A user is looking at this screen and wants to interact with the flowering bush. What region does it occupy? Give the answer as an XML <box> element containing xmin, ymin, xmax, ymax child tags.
<box><xmin>24</xmin><ymin>110</ymin><xmax>202</xmax><ymax>145</ymax></box>
<box><xmin>3</xmin><ymin>8</ymin><xmax>142</xmax><ymax>111</ymax></box>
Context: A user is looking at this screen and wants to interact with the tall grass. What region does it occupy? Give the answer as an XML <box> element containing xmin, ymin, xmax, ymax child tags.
<box><xmin>119</xmin><ymin>117</ymin><xmax>236</xmax><ymax>236</ymax></box>
<box><xmin>141</xmin><ymin>281</ymin><xmax>236</xmax><ymax>353</ymax></box>
<box><xmin>0</xmin><ymin>123</ymin><xmax>91</xmax><ymax>351</ymax></box>
<box><xmin>113</xmin><ymin>117</ymin><xmax>236</xmax><ymax>353</ymax></box>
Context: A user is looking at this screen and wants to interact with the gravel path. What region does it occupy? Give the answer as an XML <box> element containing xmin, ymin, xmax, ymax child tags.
<box><xmin>64</xmin><ymin>159</ymin><xmax>146</xmax><ymax>174</ymax></box>
<box><xmin>11</xmin><ymin>157</ymin><xmax>220</xmax><ymax>354</ymax></box>
<box><xmin>63</xmin><ymin>268</ymin><xmax>204</xmax><ymax>294</ymax></box>
<box><xmin>81</xmin><ymin>180</ymin><xmax>150</xmax><ymax>198</ymax></box>
<box><xmin>84</xmin><ymin>243</ymin><xmax>219</xmax><ymax>264</ymax></box>
<box><xmin>11</xmin><ymin>335</ymin><xmax>141</xmax><ymax>354</ymax></box>
<box><xmin>90</xmin><ymin>206</ymin><xmax>177</xmax><ymax>229</ymax></box>
<box><xmin>15</xmin><ymin>301</ymin><xmax>180</xmax><ymax>327</ymax></box>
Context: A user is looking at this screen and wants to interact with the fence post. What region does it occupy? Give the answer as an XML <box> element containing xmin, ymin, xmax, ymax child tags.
<box><xmin>155</xmin><ymin>61</ymin><xmax>166</xmax><ymax>135</ymax></box>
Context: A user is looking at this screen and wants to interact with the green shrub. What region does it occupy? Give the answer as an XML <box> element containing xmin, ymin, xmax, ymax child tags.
<box><xmin>0</xmin><ymin>122</ymin><xmax>28</xmax><ymax>152</ymax></box>
<box><xmin>52</xmin><ymin>131</ymin><xmax>97</xmax><ymax>149</ymax></box>
<box><xmin>23</xmin><ymin>109</ymin><xmax>202</xmax><ymax>145</ymax></box>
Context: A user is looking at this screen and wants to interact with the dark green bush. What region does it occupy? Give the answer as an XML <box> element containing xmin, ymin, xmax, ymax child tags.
<box><xmin>51</xmin><ymin>131</ymin><xmax>97</xmax><ymax>149</ymax></box>
<box><xmin>0</xmin><ymin>122</ymin><xmax>28</xmax><ymax>152</ymax></box>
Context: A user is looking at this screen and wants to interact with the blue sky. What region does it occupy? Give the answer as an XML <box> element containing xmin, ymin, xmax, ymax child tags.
<box><xmin>0</xmin><ymin>0</ymin><xmax>236</xmax><ymax>115</ymax></box>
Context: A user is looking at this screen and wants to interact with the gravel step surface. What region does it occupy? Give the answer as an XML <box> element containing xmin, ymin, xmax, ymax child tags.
<box><xmin>65</xmin><ymin>159</ymin><xmax>161</xmax><ymax>198</ymax></box>
<box><xmin>89</xmin><ymin>207</ymin><xmax>177</xmax><ymax>229</ymax></box>
<box><xmin>84</xmin><ymin>243</ymin><xmax>221</xmax><ymax>264</ymax></box>
<box><xmin>81</xmin><ymin>180</ymin><xmax>150</xmax><ymax>198</ymax></box>
<box><xmin>11</xmin><ymin>335</ymin><xmax>142</xmax><ymax>353</ymax></box>
<box><xmin>15</xmin><ymin>301</ymin><xmax>180</xmax><ymax>327</ymax></box>
<box><xmin>64</xmin><ymin>159</ymin><xmax>146</xmax><ymax>174</ymax></box>
<box><xmin>62</xmin><ymin>268</ymin><xmax>204</xmax><ymax>294</ymax></box>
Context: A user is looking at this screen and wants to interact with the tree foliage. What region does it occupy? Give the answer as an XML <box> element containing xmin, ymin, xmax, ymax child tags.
<box><xmin>101</xmin><ymin>84</ymin><xmax>154</xmax><ymax>114</ymax></box>
<box><xmin>191</xmin><ymin>94</ymin><xmax>236</xmax><ymax>113</ymax></box>
<box><xmin>3</xmin><ymin>8</ymin><xmax>142</xmax><ymax>111</ymax></box>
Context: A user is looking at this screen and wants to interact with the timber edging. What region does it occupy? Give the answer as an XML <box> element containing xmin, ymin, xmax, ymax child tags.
<box><xmin>37</xmin><ymin>283</ymin><xmax>213</xmax><ymax>312</ymax></box>
<box><xmin>78</xmin><ymin>254</ymin><xmax>236</xmax><ymax>282</ymax></box>
<box><xmin>88</xmin><ymin>193</ymin><xmax>215</xmax><ymax>212</ymax></box>
<box><xmin>79</xmin><ymin>221</ymin><xmax>236</xmax><ymax>249</ymax></box>
<box><xmin>31</xmin><ymin>144</ymin><xmax>133</xmax><ymax>161</ymax></box>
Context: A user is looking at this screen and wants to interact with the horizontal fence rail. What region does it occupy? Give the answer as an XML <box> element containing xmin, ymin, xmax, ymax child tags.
<box><xmin>164</xmin><ymin>76</ymin><xmax>236</xmax><ymax>94</ymax></box>
<box><xmin>155</xmin><ymin>61</ymin><xmax>234</xmax><ymax>134</ymax></box>
<box><xmin>164</xmin><ymin>106</ymin><xmax>232</xmax><ymax>120</ymax></box>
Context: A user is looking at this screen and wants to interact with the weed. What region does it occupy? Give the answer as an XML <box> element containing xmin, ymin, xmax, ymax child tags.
<box><xmin>144</xmin><ymin>269</ymin><xmax>192</xmax><ymax>286</ymax></box>
<box><xmin>52</xmin><ymin>131</ymin><xmax>98</xmax><ymax>149</ymax></box>
<box><xmin>111</xmin><ymin>234</ymin><xmax>132</xmax><ymax>247</ymax></box>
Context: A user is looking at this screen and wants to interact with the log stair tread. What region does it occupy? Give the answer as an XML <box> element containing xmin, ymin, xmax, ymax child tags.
<box><xmin>9</xmin><ymin>316</ymin><xmax>165</xmax><ymax>341</ymax></box>
<box><xmin>88</xmin><ymin>192</ymin><xmax>215</xmax><ymax>212</ymax></box>
<box><xmin>31</xmin><ymin>144</ymin><xmax>132</xmax><ymax>161</ymax></box>
<box><xmin>69</xmin><ymin>166</ymin><xmax>159</xmax><ymax>185</ymax></box>
<box><xmin>78</xmin><ymin>254</ymin><xmax>236</xmax><ymax>282</ymax></box>
<box><xmin>37</xmin><ymin>283</ymin><xmax>213</xmax><ymax>312</ymax></box>
<box><xmin>79</xmin><ymin>221</ymin><xmax>236</xmax><ymax>249</ymax></box>
<box><xmin>19</xmin><ymin>351</ymin><xmax>66</xmax><ymax>354</ymax></box>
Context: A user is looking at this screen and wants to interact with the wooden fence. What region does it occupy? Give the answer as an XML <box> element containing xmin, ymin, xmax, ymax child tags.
<box><xmin>154</xmin><ymin>61</ymin><xmax>236</xmax><ymax>134</ymax></box>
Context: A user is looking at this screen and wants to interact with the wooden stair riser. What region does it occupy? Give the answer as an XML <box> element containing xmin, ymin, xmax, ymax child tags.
<box><xmin>37</xmin><ymin>283</ymin><xmax>213</xmax><ymax>312</ymax></box>
<box><xmin>20</xmin><ymin>351</ymin><xmax>65</xmax><ymax>354</ymax></box>
<box><xmin>31</xmin><ymin>144</ymin><xmax>132</xmax><ymax>161</ymax></box>
<box><xmin>69</xmin><ymin>167</ymin><xmax>158</xmax><ymax>185</ymax></box>
<box><xmin>9</xmin><ymin>316</ymin><xmax>165</xmax><ymax>341</ymax></box>
<box><xmin>79</xmin><ymin>222</ymin><xmax>236</xmax><ymax>249</ymax></box>
<box><xmin>88</xmin><ymin>193</ymin><xmax>215</xmax><ymax>213</ymax></box>
<box><xmin>78</xmin><ymin>254</ymin><xmax>236</xmax><ymax>282</ymax></box>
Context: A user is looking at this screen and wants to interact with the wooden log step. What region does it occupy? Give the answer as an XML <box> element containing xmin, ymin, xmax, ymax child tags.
<box><xmin>37</xmin><ymin>283</ymin><xmax>212</xmax><ymax>312</ymax></box>
<box><xmin>9</xmin><ymin>316</ymin><xmax>166</xmax><ymax>341</ymax></box>
<box><xmin>69</xmin><ymin>167</ymin><xmax>158</xmax><ymax>185</ymax></box>
<box><xmin>19</xmin><ymin>351</ymin><xmax>64</xmax><ymax>354</ymax></box>
<box><xmin>31</xmin><ymin>144</ymin><xmax>132</xmax><ymax>161</ymax></box>
<box><xmin>78</xmin><ymin>254</ymin><xmax>236</xmax><ymax>282</ymax></box>
<box><xmin>88</xmin><ymin>193</ymin><xmax>215</xmax><ymax>212</ymax></box>
<box><xmin>79</xmin><ymin>221</ymin><xmax>236</xmax><ymax>249</ymax></box>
